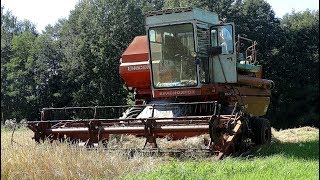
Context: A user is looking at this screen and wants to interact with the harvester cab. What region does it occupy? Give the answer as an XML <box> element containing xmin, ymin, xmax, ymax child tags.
<box><xmin>27</xmin><ymin>7</ymin><xmax>274</xmax><ymax>160</ymax></box>
<box><xmin>120</xmin><ymin>7</ymin><xmax>273</xmax><ymax>115</ymax></box>
<box><xmin>146</xmin><ymin>7</ymin><xmax>238</xmax><ymax>91</ymax></box>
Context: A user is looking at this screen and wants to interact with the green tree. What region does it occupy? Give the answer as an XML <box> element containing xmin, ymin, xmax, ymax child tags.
<box><xmin>270</xmin><ymin>10</ymin><xmax>319</xmax><ymax>128</ymax></box>
<box><xmin>1</xmin><ymin>7</ymin><xmax>38</xmax><ymax>121</ymax></box>
<box><xmin>60</xmin><ymin>0</ymin><xmax>146</xmax><ymax>106</ymax></box>
<box><xmin>1</xmin><ymin>7</ymin><xmax>19</xmax><ymax>121</ymax></box>
<box><xmin>3</xmin><ymin>31</ymin><xmax>38</xmax><ymax>120</ymax></box>
<box><xmin>32</xmin><ymin>21</ymin><xmax>67</xmax><ymax>109</ymax></box>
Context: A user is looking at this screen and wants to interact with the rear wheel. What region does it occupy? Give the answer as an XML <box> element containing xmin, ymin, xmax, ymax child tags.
<box><xmin>251</xmin><ymin>118</ymin><xmax>271</xmax><ymax>145</ymax></box>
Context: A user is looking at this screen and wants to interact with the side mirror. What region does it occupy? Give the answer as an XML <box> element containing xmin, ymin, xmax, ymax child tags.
<box><xmin>209</xmin><ymin>46</ymin><xmax>222</xmax><ymax>56</ymax></box>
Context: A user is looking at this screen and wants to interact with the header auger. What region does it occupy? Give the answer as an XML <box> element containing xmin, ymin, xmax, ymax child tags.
<box><xmin>27</xmin><ymin>7</ymin><xmax>274</xmax><ymax>160</ymax></box>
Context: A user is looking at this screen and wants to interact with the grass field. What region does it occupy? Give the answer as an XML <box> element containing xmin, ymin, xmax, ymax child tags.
<box><xmin>1</xmin><ymin>126</ymin><xmax>319</xmax><ymax>179</ymax></box>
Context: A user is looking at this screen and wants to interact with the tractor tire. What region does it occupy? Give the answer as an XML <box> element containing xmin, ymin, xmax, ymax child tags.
<box><xmin>251</xmin><ymin>118</ymin><xmax>271</xmax><ymax>145</ymax></box>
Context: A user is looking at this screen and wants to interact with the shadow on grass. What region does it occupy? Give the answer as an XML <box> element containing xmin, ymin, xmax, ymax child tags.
<box><xmin>253</xmin><ymin>139</ymin><xmax>319</xmax><ymax>160</ymax></box>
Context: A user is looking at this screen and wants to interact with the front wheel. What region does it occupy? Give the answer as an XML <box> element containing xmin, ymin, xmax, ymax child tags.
<box><xmin>251</xmin><ymin>118</ymin><xmax>271</xmax><ymax>145</ymax></box>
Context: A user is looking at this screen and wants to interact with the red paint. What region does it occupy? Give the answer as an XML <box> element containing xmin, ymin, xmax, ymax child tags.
<box><xmin>119</xmin><ymin>62</ymin><xmax>151</xmax><ymax>89</ymax></box>
<box><xmin>119</xmin><ymin>36</ymin><xmax>151</xmax><ymax>89</ymax></box>
<box><xmin>121</xmin><ymin>36</ymin><xmax>149</xmax><ymax>63</ymax></box>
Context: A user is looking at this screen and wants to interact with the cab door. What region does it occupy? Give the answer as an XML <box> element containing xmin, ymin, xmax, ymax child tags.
<box><xmin>210</xmin><ymin>23</ymin><xmax>237</xmax><ymax>83</ymax></box>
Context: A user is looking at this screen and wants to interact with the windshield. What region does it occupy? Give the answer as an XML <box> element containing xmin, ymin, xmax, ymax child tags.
<box><xmin>149</xmin><ymin>23</ymin><xmax>197</xmax><ymax>88</ymax></box>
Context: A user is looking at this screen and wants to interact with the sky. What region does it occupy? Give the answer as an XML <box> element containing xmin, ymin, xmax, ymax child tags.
<box><xmin>1</xmin><ymin>0</ymin><xmax>319</xmax><ymax>33</ymax></box>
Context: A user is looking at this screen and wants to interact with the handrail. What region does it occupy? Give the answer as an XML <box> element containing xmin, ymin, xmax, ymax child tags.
<box><xmin>236</xmin><ymin>35</ymin><xmax>258</xmax><ymax>65</ymax></box>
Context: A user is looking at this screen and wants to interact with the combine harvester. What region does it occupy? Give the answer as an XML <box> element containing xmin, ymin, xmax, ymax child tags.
<box><xmin>27</xmin><ymin>7</ymin><xmax>274</xmax><ymax>160</ymax></box>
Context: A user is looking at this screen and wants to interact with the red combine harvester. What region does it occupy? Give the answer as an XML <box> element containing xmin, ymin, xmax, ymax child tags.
<box><xmin>27</xmin><ymin>7</ymin><xmax>274</xmax><ymax>159</ymax></box>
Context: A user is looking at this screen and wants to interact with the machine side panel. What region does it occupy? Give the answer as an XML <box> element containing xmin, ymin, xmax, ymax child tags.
<box><xmin>212</xmin><ymin>55</ymin><xmax>237</xmax><ymax>83</ymax></box>
<box><xmin>122</xmin><ymin>36</ymin><xmax>149</xmax><ymax>63</ymax></box>
<box><xmin>120</xmin><ymin>35</ymin><xmax>151</xmax><ymax>90</ymax></box>
<box><xmin>119</xmin><ymin>61</ymin><xmax>150</xmax><ymax>89</ymax></box>
<box><xmin>237</xmin><ymin>96</ymin><xmax>270</xmax><ymax>116</ymax></box>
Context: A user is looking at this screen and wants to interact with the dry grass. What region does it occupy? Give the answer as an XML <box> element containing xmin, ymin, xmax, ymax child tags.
<box><xmin>109</xmin><ymin>134</ymin><xmax>209</xmax><ymax>149</ymax></box>
<box><xmin>272</xmin><ymin>126</ymin><xmax>319</xmax><ymax>143</ymax></box>
<box><xmin>1</xmin><ymin>126</ymin><xmax>318</xmax><ymax>179</ymax></box>
<box><xmin>1</xmin><ymin>129</ymin><xmax>164</xmax><ymax>180</ymax></box>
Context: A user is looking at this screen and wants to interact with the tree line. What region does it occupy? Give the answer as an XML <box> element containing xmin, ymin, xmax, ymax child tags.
<box><xmin>1</xmin><ymin>0</ymin><xmax>318</xmax><ymax>129</ymax></box>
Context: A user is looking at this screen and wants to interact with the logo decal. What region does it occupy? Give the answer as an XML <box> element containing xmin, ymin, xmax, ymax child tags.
<box><xmin>127</xmin><ymin>65</ymin><xmax>149</xmax><ymax>71</ymax></box>
<box><xmin>159</xmin><ymin>90</ymin><xmax>196</xmax><ymax>96</ymax></box>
